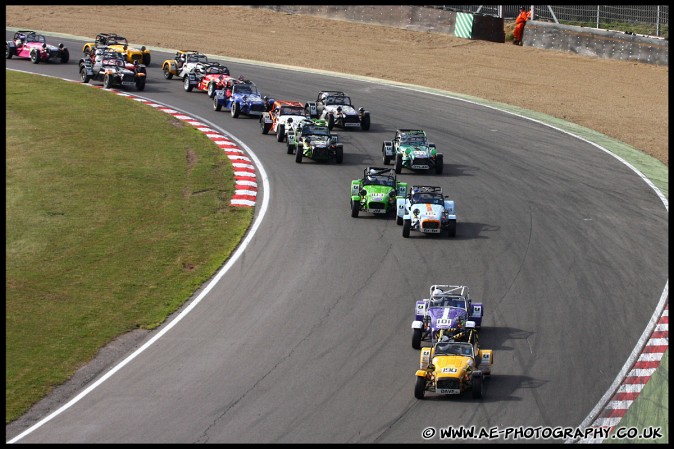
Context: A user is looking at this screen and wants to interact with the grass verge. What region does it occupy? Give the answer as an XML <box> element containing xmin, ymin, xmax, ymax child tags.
<box><xmin>5</xmin><ymin>70</ymin><xmax>253</xmax><ymax>423</ymax></box>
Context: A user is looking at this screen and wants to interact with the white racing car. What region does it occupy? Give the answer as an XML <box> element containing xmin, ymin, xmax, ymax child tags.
<box><xmin>397</xmin><ymin>185</ymin><xmax>457</xmax><ymax>238</ymax></box>
<box><xmin>304</xmin><ymin>90</ymin><xmax>370</xmax><ymax>131</ymax></box>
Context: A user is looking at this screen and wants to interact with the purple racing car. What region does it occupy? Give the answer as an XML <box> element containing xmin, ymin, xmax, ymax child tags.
<box><xmin>411</xmin><ymin>285</ymin><xmax>483</xmax><ymax>349</ymax></box>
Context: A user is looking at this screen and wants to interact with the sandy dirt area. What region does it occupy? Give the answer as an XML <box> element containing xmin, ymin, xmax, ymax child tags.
<box><xmin>5</xmin><ymin>5</ymin><xmax>668</xmax><ymax>165</ymax></box>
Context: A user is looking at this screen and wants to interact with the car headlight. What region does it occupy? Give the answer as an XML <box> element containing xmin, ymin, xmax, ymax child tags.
<box><xmin>413</xmin><ymin>208</ymin><xmax>420</xmax><ymax>217</ymax></box>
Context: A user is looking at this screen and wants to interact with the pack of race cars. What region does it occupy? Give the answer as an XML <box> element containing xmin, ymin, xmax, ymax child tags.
<box><xmin>13</xmin><ymin>32</ymin><xmax>487</xmax><ymax>400</ymax></box>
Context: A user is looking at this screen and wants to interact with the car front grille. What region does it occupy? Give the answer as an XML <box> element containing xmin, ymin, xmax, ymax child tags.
<box><xmin>249</xmin><ymin>103</ymin><xmax>265</xmax><ymax>112</ymax></box>
<box><xmin>412</xmin><ymin>157</ymin><xmax>430</xmax><ymax>166</ymax></box>
<box><xmin>312</xmin><ymin>147</ymin><xmax>329</xmax><ymax>158</ymax></box>
<box><xmin>130</xmin><ymin>54</ymin><xmax>142</xmax><ymax>63</ymax></box>
<box><xmin>436</xmin><ymin>378</ymin><xmax>460</xmax><ymax>390</ymax></box>
<box><xmin>422</xmin><ymin>220</ymin><xmax>440</xmax><ymax>230</ymax></box>
<box><xmin>368</xmin><ymin>201</ymin><xmax>386</xmax><ymax>209</ymax></box>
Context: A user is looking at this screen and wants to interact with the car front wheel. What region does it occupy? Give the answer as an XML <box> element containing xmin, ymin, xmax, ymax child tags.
<box><xmin>80</xmin><ymin>67</ymin><xmax>91</xmax><ymax>83</ymax></box>
<box><xmin>351</xmin><ymin>199</ymin><xmax>360</xmax><ymax>218</ymax></box>
<box><xmin>412</xmin><ymin>328</ymin><xmax>422</xmax><ymax>349</ymax></box>
<box><xmin>414</xmin><ymin>376</ymin><xmax>426</xmax><ymax>399</ymax></box>
<box><xmin>403</xmin><ymin>219</ymin><xmax>411</xmax><ymax>238</ymax></box>
<box><xmin>183</xmin><ymin>77</ymin><xmax>193</xmax><ymax>92</ymax></box>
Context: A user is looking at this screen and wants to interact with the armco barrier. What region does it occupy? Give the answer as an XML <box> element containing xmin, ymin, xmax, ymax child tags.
<box><xmin>523</xmin><ymin>20</ymin><xmax>668</xmax><ymax>66</ymax></box>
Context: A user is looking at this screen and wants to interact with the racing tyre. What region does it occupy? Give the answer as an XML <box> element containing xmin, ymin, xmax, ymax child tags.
<box><xmin>30</xmin><ymin>50</ymin><xmax>40</xmax><ymax>64</ymax></box>
<box><xmin>214</xmin><ymin>97</ymin><xmax>222</xmax><ymax>111</ymax></box>
<box><xmin>447</xmin><ymin>219</ymin><xmax>457</xmax><ymax>238</ymax></box>
<box><xmin>231</xmin><ymin>102</ymin><xmax>240</xmax><ymax>118</ymax></box>
<box><xmin>183</xmin><ymin>77</ymin><xmax>193</xmax><ymax>92</ymax></box>
<box><xmin>83</xmin><ymin>46</ymin><xmax>91</xmax><ymax>57</ymax></box>
<box><xmin>276</xmin><ymin>124</ymin><xmax>285</xmax><ymax>142</ymax></box>
<box><xmin>143</xmin><ymin>54</ymin><xmax>151</xmax><ymax>66</ymax></box>
<box><xmin>412</xmin><ymin>328</ymin><xmax>422</xmax><ymax>349</ymax></box>
<box><xmin>135</xmin><ymin>78</ymin><xmax>146</xmax><ymax>91</ymax></box>
<box><xmin>295</xmin><ymin>147</ymin><xmax>303</xmax><ymax>163</ymax></box>
<box><xmin>360</xmin><ymin>114</ymin><xmax>370</xmax><ymax>131</ymax></box>
<box><xmin>80</xmin><ymin>67</ymin><xmax>91</xmax><ymax>83</ymax></box>
<box><xmin>6</xmin><ymin>44</ymin><xmax>12</xmax><ymax>59</ymax></box>
<box><xmin>383</xmin><ymin>146</ymin><xmax>391</xmax><ymax>165</ymax></box>
<box><xmin>327</xmin><ymin>114</ymin><xmax>335</xmax><ymax>130</ymax></box>
<box><xmin>207</xmin><ymin>82</ymin><xmax>216</xmax><ymax>98</ymax></box>
<box><xmin>402</xmin><ymin>219</ymin><xmax>411</xmax><ymax>238</ymax></box>
<box><xmin>163</xmin><ymin>67</ymin><xmax>173</xmax><ymax>80</ymax></box>
<box><xmin>351</xmin><ymin>200</ymin><xmax>360</xmax><ymax>218</ymax></box>
<box><xmin>394</xmin><ymin>153</ymin><xmax>403</xmax><ymax>174</ymax></box>
<box><xmin>471</xmin><ymin>373</ymin><xmax>483</xmax><ymax>399</ymax></box>
<box><xmin>287</xmin><ymin>143</ymin><xmax>294</xmax><ymax>155</ymax></box>
<box><xmin>396</xmin><ymin>215</ymin><xmax>403</xmax><ymax>226</ymax></box>
<box><xmin>335</xmin><ymin>147</ymin><xmax>343</xmax><ymax>164</ymax></box>
<box><xmin>435</xmin><ymin>154</ymin><xmax>444</xmax><ymax>174</ymax></box>
<box><xmin>60</xmin><ymin>49</ymin><xmax>69</xmax><ymax>64</ymax></box>
<box><xmin>260</xmin><ymin>120</ymin><xmax>270</xmax><ymax>134</ymax></box>
<box><xmin>414</xmin><ymin>376</ymin><xmax>426</xmax><ymax>399</ymax></box>
<box><xmin>103</xmin><ymin>74</ymin><xmax>113</xmax><ymax>89</ymax></box>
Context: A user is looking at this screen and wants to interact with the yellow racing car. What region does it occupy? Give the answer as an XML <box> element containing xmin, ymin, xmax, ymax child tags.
<box><xmin>82</xmin><ymin>33</ymin><xmax>151</xmax><ymax>66</ymax></box>
<box><xmin>414</xmin><ymin>327</ymin><xmax>492</xmax><ymax>399</ymax></box>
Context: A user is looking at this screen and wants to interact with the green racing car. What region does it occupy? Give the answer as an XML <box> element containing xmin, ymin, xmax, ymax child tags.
<box><xmin>350</xmin><ymin>167</ymin><xmax>408</xmax><ymax>218</ymax></box>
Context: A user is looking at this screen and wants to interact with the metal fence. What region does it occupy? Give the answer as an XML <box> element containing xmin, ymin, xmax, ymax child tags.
<box><xmin>431</xmin><ymin>5</ymin><xmax>669</xmax><ymax>38</ymax></box>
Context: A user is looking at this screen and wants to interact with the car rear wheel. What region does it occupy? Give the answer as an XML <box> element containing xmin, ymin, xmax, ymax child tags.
<box><xmin>163</xmin><ymin>67</ymin><xmax>173</xmax><ymax>80</ymax></box>
<box><xmin>60</xmin><ymin>48</ymin><xmax>69</xmax><ymax>64</ymax></box>
<box><xmin>135</xmin><ymin>77</ymin><xmax>146</xmax><ymax>91</ymax></box>
<box><xmin>412</xmin><ymin>328</ymin><xmax>422</xmax><ymax>349</ymax></box>
<box><xmin>287</xmin><ymin>143</ymin><xmax>294</xmax><ymax>155</ymax></box>
<box><xmin>351</xmin><ymin>199</ymin><xmax>360</xmax><ymax>218</ymax></box>
<box><xmin>260</xmin><ymin>119</ymin><xmax>270</xmax><ymax>134</ymax></box>
<box><xmin>6</xmin><ymin>43</ymin><xmax>12</xmax><ymax>59</ymax></box>
<box><xmin>143</xmin><ymin>54</ymin><xmax>151</xmax><ymax>66</ymax></box>
<box><xmin>414</xmin><ymin>376</ymin><xmax>426</xmax><ymax>399</ymax></box>
<box><xmin>403</xmin><ymin>219</ymin><xmax>411</xmax><ymax>238</ymax></box>
<box><xmin>383</xmin><ymin>145</ymin><xmax>391</xmax><ymax>165</ymax></box>
<box><xmin>327</xmin><ymin>113</ymin><xmax>335</xmax><ymax>130</ymax></box>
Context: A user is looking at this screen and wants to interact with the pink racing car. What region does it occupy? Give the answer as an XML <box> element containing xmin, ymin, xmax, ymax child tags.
<box><xmin>6</xmin><ymin>30</ymin><xmax>69</xmax><ymax>64</ymax></box>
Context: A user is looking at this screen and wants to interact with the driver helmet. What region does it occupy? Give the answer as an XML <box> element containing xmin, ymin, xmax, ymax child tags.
<box><xmin>441</xmin><ymin>335</ymin><xmax>450</xmax><ymax>342</ymax></box>
<box><xmin>367</xmin><ymin>168</ymin><xmax>377</xmax><ymax>181</ymax></box>
<box><xmin>432</xmin><ymin>288</ymin><xmax>443</xmax><ymax>297</ymax></box>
